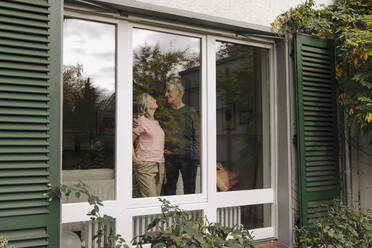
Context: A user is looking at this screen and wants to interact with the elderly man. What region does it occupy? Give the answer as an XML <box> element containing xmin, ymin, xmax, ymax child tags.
<box><xmin>163</xmin><ymin>80</ymin><xmax>200</xmax><ymax>195</ymax></box>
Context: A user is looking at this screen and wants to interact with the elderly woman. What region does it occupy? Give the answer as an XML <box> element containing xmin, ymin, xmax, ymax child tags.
<box><xmin>132</xmin><ymin>93</ymin><xmax>166</xmax><ymax>197</ymax></box>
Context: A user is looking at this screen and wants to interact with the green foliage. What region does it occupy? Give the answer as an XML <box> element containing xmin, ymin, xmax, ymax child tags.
<box><xmin>48</xmin><ymin>182</ymin><xmax>129</xmax><ymax>248</ymax></box>
<box><xmin>135</xmin><ymin>199</ymin><xmax>256</xmax><ymax>248</ymax></box>
<box><xmin>296</xmin><ymin>200</ymin><xmax>372</xmax><ymax>248</ymax></box>
<box><xmin>272</xmin><ymin>0</ymin><xmax>372</xmax><ymax>129</ymax></box>
<box><xmin>50</xmin><ymin>183</ymin><xmax>256</xmax><ymax>248</ymax></box>
<box><xmin>0</xmin><ymin>236</ymin><xmax>14</xmax><ymax>248</ymax></box>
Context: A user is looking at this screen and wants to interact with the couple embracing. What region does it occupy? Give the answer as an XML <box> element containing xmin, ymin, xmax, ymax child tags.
<box><xmin>132</xmin><ymin>80</ymin><xmax>200</xmax><ymax>198</ymax></box>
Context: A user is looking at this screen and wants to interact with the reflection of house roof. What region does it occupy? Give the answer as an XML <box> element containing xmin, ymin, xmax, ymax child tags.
<box><xmin>98</xmin><ymin>93</ymin><xmax>115</xmax><ymax>111</ymax></box>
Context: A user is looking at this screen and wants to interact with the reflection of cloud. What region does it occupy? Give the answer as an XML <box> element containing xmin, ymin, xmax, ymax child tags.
<box><xmin>68</xmin><ymin>48</ymin><xmax>86</xmax><ymax>55</ymax></box>
<box><xmin>64</xmin><ymin>18</ymin><xmax>115</xmax><ymax>40</ymax></box>
<box><xmin>98</xmin><ymin>66</ymin><xmax>115</xmax><ymax>74</ymax></box>
<box><xmin>63</xmin><ymin>18</ymin><xmax>116</xmax><ymax>92</ymax></box>
<box><xmin>133</xmin><ymin>28</ymin><xmax>200</xmax><ymax>55</ymax></box>
<box><xmin>91</xmin><ymin>52</ymin><xmax>115</xmax><ymax>62</ymax></box>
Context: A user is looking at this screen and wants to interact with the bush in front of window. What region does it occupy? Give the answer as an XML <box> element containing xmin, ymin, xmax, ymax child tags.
<box><xmin>135</xmin><ymin>199</ymin><xmax>256</xmax><ymax>248</ymax></box>
<box><xmin>295</xmin><ymin>200</ymin><xmax>372</xmax><ymax>248</ymax></box>
<box><xmin>50</xmin><ymin>182</ymin><xmax>257</xmax><ymax>248</ymax></box>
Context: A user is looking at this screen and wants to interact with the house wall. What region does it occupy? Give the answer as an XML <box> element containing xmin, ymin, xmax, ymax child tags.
<box><xmin>134</xmin><ymin>0</ymin><xmax>334</xmax><ymax>27</ymax></box>
<box><xmin>352</xmin><ymin>129</ymin><xmax>372</xmax><ymax>215</ymax></box>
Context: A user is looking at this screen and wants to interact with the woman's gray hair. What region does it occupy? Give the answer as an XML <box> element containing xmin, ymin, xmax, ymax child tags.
<box><xmin>137</xmin><ymin>92</ymin><xmax>150</xmax><ymax>114</ymax></box>
<box><xmin>167</xmin><ymin>80</ymin><xmax>184</xmax><ymax>96</ymax></box>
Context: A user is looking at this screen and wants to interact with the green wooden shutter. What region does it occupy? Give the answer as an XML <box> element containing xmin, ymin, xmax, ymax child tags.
<box><xmin>0</xmin><ymin>0</ymin><xmax>61</xmax><ymax>247</ymax></box>
<box><xmin>294</xmin><ymin>34</ymin><xmax>339</xmax><ymax>226</ymax></box>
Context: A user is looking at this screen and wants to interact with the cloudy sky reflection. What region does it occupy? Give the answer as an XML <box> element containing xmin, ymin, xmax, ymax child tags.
<box><xmin>63</xmin><ymin>19</ymin><xmax>116</xmax><ymax>93</ymax></box>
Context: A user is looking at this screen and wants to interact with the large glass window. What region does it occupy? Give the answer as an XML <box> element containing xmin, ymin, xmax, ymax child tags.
<box><xmin>216</xmin><ymin>41</ymin><xmax>270</xmax><ymax>192</ymax></box>
<box><xmin>61</xmin><ymin>13</ymin><xmax>276</xmax><ymax>243</ymax></box>
<box><xmin>62</xmin><ymin>19</ymin><xmax>116</xmax><ymax>202</ymax></box>
<box><xmin>132</xmin><ymin>28</ymin><xmax>201</xmax><ymax>198</ymax></box>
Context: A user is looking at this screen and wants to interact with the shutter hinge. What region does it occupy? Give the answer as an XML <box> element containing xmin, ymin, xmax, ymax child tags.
<box><xmin>293</xmin><ymin>134</ymin><xmax>297</xmax><ymax>145</ymax></box>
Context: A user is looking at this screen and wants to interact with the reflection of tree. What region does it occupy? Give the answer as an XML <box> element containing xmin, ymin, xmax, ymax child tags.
<box><xmin>133</xmin><ymin>45</ymin><xmax>200</xmax><ymax>155</ymax></box>
<box><xmin>63</xmin><ymin>64</ymin><xmax>115</xmax><ymax>169</ymax></box>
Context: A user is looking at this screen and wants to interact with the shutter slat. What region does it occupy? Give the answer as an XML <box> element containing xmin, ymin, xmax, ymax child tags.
<box><xmin>0</xmin><ymin>154</ymin><xmax>49</xmax><ymax>161</ymax></box>
<box><xmin>0</xmin><ymin>109</ymin><xmax>48</xmax><ymax>116</ymax></box>
<box><xmin>0</xmin><ymin>177</ymin><xmax>49</xmax><ymax>185</ymax></box>
<box><xmin>0</xmin><ymin>201</ymin><xmax>49</xmax><ymax>210</ymax></box>
<box><xmin>0</xmin><ymin>171</ymin><xmax>49</xmax><ymax>177</ymax></box>
<box><xmin>0</xmin><ymin>23</ymin><xmax>49</xmax><ymax>36</ymax></box>
<box><xmin>0</xmin><ymin>42</ymin><xmax>49</xmax><ymax>54</ymax></box>
<box><xmin>0</xmin><ymin>1</ymin><xmax>49</xmax><ymax>15</ymax></box>
<box><xmin>0</xmin><ymin>116</ymin><xmax>49</xmax><ymax>123</ymax></box>
<box><xmin>3</xmin><ymin>0</ymin><xmax>49</xmax><ymax>8</ymax></box>
<box><xmin>0</xmin><ymin>16</ymin><xmax>49</xmax><ymax>29</ymax></box>
<box><xmin>0</xmin><ymin>62</ymin><xmax>50</xmax><ymax>72</ymax></box>
<box><xmin>0</xmin><ymin>69</ymin><xmax>48</xmax><ymax>80</ymax></box>
<box><xmin>0</xmin><ymin>100</ymin><xmax>48</xmax><ymax>109</ymax></box>
<box><xmin>0</xmin><ymin>93</ymin><xmax>49</xmax><ymax>101</ymax></box>
<box><xmin>0</xmin><ymin>185</ymin><xmax>47</xmax><ymax>193</ymax></box>
<box><xmin>0</xmin><ymin>148</ymin><xmax>49</xmax><ymax>154</ymax></box>
<box><xmin>0</xmin><ymin>192</ymin><xmax>47</xmax><ymax>201</ymax></box>
<box><xmin>0</xmin><ymin>54</ymin><xmax>49</xmax><ymax>65</ymax></box>
<box><xmin>295</xmin><ymin>34</ymin><xmax>339</xmax><ymax>226</ymax></box>
<box><xmin>0</xmin><ymin>208</ymin><xmax>49</xmax><ymax>217</ymax></box>
<box><xmin>0</xmin><ymin>9</ymin><xmax>49</xmax><ymax>22</ymax></box>
<box><xmin>0</xmin><ymin>162</ymin><xmax>48</xmax><ymax>170</ymax></box>
<box><xmin>0</xmin><ymin>31</ymin><xmax>49</xmax><ymax>43</ymax></box>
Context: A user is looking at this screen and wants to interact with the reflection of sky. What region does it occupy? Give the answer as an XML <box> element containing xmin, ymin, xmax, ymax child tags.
<box><xmin>63</xmin><ymin>19</ymin><xmax>116</xmax><ymax>93</ymax></box>
<box><xmin>133</xmin><ymin>28</ymin><xmax>200</xmax><ymax>74</ymax></box>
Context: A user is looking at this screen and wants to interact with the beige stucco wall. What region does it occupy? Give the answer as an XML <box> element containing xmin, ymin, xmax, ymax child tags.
<box><xmin>352</xmin><ymin>129</ymin><xmax>372</xmax><ymax>215</ymax></box>
<box><xmin>135</xmin><ymin>0</ymin><xmax>334</xmax><ymax>27</ymax></box>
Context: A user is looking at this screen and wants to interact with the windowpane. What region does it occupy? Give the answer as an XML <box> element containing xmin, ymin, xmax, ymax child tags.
<box><xmin>217</xmin><ymin>204</ymin><xmax>272</xmax><ymax>229</ymax></box>
<box><xmin>132</xmin><ymin>29</ymin><xmax>201</xmax><ymax>198</ymax></box>
<box><xmin>62</xmin><ymin>221</ymin><xmax>116</xmax><ymax>248</ymax></box>
<box><xmin>216</xmin><ymin>41</ymin><xmax>270</xmax><ymax>192</ymax></box>
<box><xmin>62</xmin><ymin>19</ymin><xmax>116</xmax><ymax>202</ymax></box>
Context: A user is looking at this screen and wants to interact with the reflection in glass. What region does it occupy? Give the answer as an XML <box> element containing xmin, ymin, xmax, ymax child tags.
<box><xmin>132</xmin><ymin>29</ymin><xmax>201</xmax><ymax>198</ymax></box>
<box><xmin>62</xmin><ymin>19</ymin><xmax>116</xmax><ymax>203</ymax></box>
<box><xmin>217</xmin><ymin>204</ymin><xmax>271</xmax><ymax>229</ymax></box>
<box><xmin>62</xmin><ymin>221</ymin><xmax>116</xmax><ymax>248</ymax></box>
<box><xmin>216</xmin><ymin>42</ymin><xmax>270</xmax><ymax>192</ymax></box>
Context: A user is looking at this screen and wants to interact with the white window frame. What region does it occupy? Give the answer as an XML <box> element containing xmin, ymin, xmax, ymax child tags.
<box><xmin>61</xmin><ymin>9</ymin><xmax>278</xmax><ymax>244</ymax></box>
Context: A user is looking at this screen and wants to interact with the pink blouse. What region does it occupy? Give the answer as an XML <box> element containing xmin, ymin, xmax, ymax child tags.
<box><xmin>133</xmin><ymin>115</ymin><xmax>165</xmax><ymax>163</ymax></box>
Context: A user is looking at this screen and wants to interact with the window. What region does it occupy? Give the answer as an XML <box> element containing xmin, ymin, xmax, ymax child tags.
<box><xmin>216</xmin><ymin>41</ymin><xmax>270</xmax><ymax>192</ymax></box>
<box><xmin>62</xmin><ymin>11</ymin><xmax>276</xmax><ymax>244</ymax></box>
<box><xmin>132</xmin><ymin>28</ymin><xmax>201</xmax><ymax>198</ymax></box>
<box><xmin>62</xmin><ymin>18</ymin><xmax>116</xmax><ymax>203</ymax></box>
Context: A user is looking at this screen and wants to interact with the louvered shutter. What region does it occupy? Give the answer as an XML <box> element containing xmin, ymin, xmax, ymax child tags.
<box><xmin>0</xmin><ymin>0</ymin><xmax>61</xmax><ymax>247</ymax></box>
<box><xmin>294</xmin><ymin>34</ymin><xmax>340</xmax><ymax>226</ymax></box>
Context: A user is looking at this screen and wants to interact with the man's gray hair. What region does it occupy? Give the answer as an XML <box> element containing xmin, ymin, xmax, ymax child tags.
<box><xmin>137</xmin><ymin>92</ymin><xmax>150</xmax><ymax>114</ymax></box>
<box><xmin>167</xmin><ymin>80</ymin><xmax>184</xmax><ymax>95</ymax></box>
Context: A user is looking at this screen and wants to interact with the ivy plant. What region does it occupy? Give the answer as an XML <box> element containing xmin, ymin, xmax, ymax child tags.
<box><xmin>272</xmin><ymin>0</ymin><xmax>372</xmax><ymax>129</ymax></box>
<box><xmin>295</xmin><ymin>200</ymin><xmax>372</xmax><ymax>248</ymax></box>
<box><xmin>0</xmin><ymin>236</ymin><xmax>14</xmax><ymax>248</ymax></box>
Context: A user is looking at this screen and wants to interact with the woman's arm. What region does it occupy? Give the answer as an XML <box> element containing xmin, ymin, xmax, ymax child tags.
<box><xmin>132</xmin><ymin>133</ymin><xmax>139</xmax><ymax>163</ymax></box>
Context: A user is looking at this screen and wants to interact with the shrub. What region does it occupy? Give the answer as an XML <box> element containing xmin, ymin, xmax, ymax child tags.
<box><xmin>296</xmin><ymin>200</ymin><xmax>372</xmax><ymax>248</ymax></box>
<box><xmin>135</xmin><ymin>199</ymin><xmax>256</xmax><ymax>248</ymax></box>
<box><xmin>50</xmin><ymin>182</ymin><xmax>257</xmax><ymax>248</ymax></box>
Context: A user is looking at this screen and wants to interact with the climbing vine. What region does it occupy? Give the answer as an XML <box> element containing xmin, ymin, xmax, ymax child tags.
<box><xmin>272</xmin><ymin>0</ymin><xmax>372</xmax><ymax>129</ymax></box>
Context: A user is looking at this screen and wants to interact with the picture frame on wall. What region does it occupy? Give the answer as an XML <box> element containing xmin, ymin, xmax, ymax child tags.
<box><xmin>240</xmin><ymin>110</ymin><xmax>252</xmax><ymax>125</ymax></box>
<box><xmin>222</xmin><ymin>103</ymin><xmax>235</xmax><ymax>130</ymax></box>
